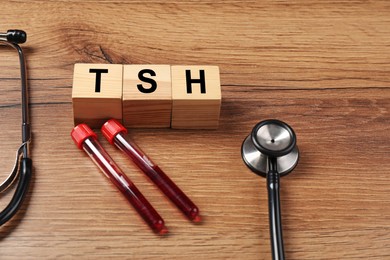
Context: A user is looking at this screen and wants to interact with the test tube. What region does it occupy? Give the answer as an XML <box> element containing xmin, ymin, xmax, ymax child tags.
<box><xmin>101</xmin><ymin>119</ymin><xmax>201</xmax><ymax>223</ymax></box>
<box><xmin>71</xmin><ymin>124</ymin><xmax>168</xmax><ymax>234</ymax></box>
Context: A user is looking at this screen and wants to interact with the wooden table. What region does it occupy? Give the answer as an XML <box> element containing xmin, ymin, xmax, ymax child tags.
<box><xmin>1</xmin><ymin>1</ymin><xmax>389</xmax><ymax>259</ymax></box>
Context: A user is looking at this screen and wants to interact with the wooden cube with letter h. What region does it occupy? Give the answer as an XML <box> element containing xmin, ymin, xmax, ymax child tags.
<box><xmin>72</xmin><ymin>63</ymin><xmax>123</xmax><ymax>128</ymax></box>
<box><xmin>171</xmin><ymin>66</ymin><xmax>221</xmax><ymax>129</ymax></box>
<box><xmin>123</xmin><ymin>65</ymin><xmax>172</xmax><ymax>128</ymax></box>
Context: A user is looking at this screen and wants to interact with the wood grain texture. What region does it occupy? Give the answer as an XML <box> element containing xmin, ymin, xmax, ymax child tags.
<box><xmin>0</xmin><ymin>1</ymin><xmax>389</xmax><ymax>259</ymax></box>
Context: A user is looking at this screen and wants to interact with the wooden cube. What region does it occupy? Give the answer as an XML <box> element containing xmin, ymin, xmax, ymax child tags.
<box><xmin>72</xmin><ymin>63</ymin><xmax>123</xmax><ymax>128</ymax></box>
<box><xmin>122</xmin><ymin>65</ymin><xmax>172</xmax><ymax>128</ymax></box>
<box><xmin>171</xmin><ymin>66</ymin><xmax>221</xmax><ymax>129</ymax></box>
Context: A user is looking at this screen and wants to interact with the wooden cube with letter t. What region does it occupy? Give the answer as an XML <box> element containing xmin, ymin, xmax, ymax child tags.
<box><xmin>171</xmin><ymin>65</ymin><xmax>221</xmax><ymax>129</ymax></box>
<box><xmin>123</xmin><ymin>65</ymin><xmax>172</xmax><ymax>128</ymax></box>
<box><xmin>72</xmin><ymin>63</ymin><xmax>123</xmax><ymax>128</ymax></box>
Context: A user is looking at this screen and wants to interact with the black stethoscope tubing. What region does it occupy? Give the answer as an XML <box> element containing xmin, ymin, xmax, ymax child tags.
<box><xmin>0</xmin><ymin>31</ymin><xmax>32</xmax><ymax>226</ymax></box>
<box><xmin>0</xmin><ymin>158</ymin><xmax>32</xmax><ymax>226</ymax></box>
<box><xmin>267</xmin><ymin>157</ymin><xmax>285</xmax><ymax>260</ymax></box>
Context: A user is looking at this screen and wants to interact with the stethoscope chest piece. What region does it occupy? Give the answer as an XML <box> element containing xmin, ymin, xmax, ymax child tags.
<box><xmin>241</xmin><ymin>119</ymin><xmax>300</xmax><ymax>260</ymax></box>
<box><xmin>241</xmin><ymin>119</ymin><xmax>299</xmax><ymax>177</ymax></box>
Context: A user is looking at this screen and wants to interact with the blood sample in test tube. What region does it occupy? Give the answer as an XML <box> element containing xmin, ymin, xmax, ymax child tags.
<box><xmin>101</xmin><ymin>119</ymin><xmax>201</xmax><ymax>223</ymax></box>
<box><xmin>71</xmin><ymin>124</ymin><xmax>168</xmax><ymax>234</ymax></box>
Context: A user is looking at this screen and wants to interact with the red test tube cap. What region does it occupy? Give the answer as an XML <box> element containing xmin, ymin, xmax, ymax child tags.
<box><xmin>101</xmin><ymin>119</ymin><xmax>128</xmax><ymax>144</ymax></box>
<box><xmin>71</xmin><ymin>123</ymin><xmax>98</xmax><ymax>149</ymax></box>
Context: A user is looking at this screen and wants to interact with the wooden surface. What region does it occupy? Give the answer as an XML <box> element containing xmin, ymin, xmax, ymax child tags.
<box><xmin>0</xmin><ymin>1</ymin><xmax>389</xmax><ymax>259</ymax></box>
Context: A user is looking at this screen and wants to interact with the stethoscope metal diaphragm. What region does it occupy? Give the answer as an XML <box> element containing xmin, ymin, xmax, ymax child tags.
<box><xmin>241</xmin><ymin>119</ymin><xmax>299</xmax><ymax>177</ymax></box>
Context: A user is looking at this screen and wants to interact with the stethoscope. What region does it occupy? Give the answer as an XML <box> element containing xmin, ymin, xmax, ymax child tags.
<box><xmin>242</xmin><ymin>119</ymin><xmax>299</xmax><ymax>260</ymax></box>
<box><xmin>0</xmin><ymin>30</ymin><xmax>32</xmax><ymax>226</ymax></box>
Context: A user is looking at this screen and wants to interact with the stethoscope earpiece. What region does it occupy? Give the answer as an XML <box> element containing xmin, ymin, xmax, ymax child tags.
<box><xmin>241</xmin><ymin>119</ymin><xmax>299</xmax><ymax>260</ymax></box>
<box><xmin>0</xmin><ymin>30</ymin><xmax>27</xmax><ymax>44</ymax></box>
<box><xmin>242</xmin><ymin>119</ymin><xmax>299</xmax><ymax>177</ymax></box>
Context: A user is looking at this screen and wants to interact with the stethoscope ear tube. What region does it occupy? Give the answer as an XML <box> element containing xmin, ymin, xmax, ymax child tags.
<box><xmin>0</xmin><ymin>158</ymin><xmax>32</xmax><ymax>226</ymax></box>
<box><xmin>0</xmin><ymin>30</ymin><xmax>32</xmax><ymax>227</ymax></box>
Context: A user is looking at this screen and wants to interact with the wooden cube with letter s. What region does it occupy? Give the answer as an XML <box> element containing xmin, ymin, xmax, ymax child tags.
<box><xmin>123</xmin><ymin>65</ymin><xmax>172</xmax><ymax>128</ymax></box>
